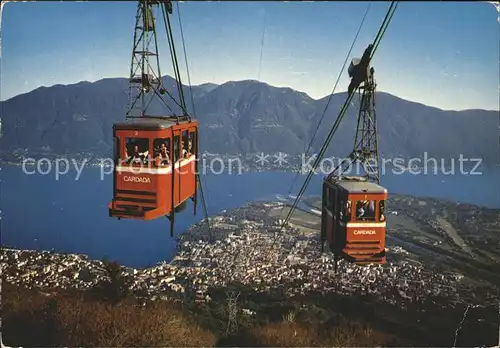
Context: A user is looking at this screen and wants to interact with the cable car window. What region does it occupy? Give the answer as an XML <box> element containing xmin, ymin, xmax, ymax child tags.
<box><xmin>125</xmin><ymin>138</ymin><xmax>149</xmax><ymax>165</ymax></box>
<box><xmin>187</xmin><ymin>131</ymin><xmax>195</xmax><ymax>157</ymax></box>
<box><xmin>153</xmin><ymin>138</ymin><xmax>171</xmax><ymax>167</ymax></box>
<box><xmin>121</xmin><ymin>139</ymin><xmax>129</xmax><ymax>165</ymax></box>
<box><xmin>326</xmin><ymin>188</ymin><xmax>333</xmax><ymax>210</ymax></box>
<box><xmin>181</xmin><ymin>130</ymin><xmax>189</xmax><ymax>159</ymax></box>
<box><xmin>173</xmin><ymin>135</ymin><xmax>180</xmax><ymax>162</ymax></box>
<box><xmin>323</xmin><ymin>187</ymin><xmax>328</xmax><ymax>208</ymax></box>
<box><xmin>339</xmin><ymin>199</ymin><xmax>351</xmax><ymax>222</ymax></box>
<box><xmin>379</xmin><ymin>200</ymin><xmax>386</xmax><ymax>222</ymax></box>
<box><xmin>192</xmin><ymin>131</ymin><xmax>197</xmax><ymax>155</ymax></box>
<box><xmin>113</xmin><ymin>136</ymin><xmax>120</xmax><ymax>164</ymax></box>
<box><xmin>355</xmin><ymin>200</ymin><xmax>376</xmax><ymax>221</ymax></box>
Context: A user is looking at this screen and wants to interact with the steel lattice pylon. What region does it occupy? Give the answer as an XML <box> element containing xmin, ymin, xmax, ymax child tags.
<box><xmin>126</xmin><ymin>0</ymin><xmax>168</xmax><ymax>118</ymax></box>
<box><xmin>350</xmin><ymin>68</ymin><xmax>380</xmax><ymax>184</ymax></box>
<box><xmin>327</xmin><ymin>67</ymin><xmax>380</xmax><ymax>185</ymax></box>
<box><xmin>325</xmin><ymin>44</ymin><xmax>380</xmax><ymax>185</ymax></box>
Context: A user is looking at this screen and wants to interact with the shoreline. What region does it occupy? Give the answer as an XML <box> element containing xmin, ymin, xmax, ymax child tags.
<box><xmin>2</xmin><ymin>198</ymin><xmax>499</xmax><ymax>308</ymax></box>
<box><xmin>3</xmin><ymin>193</ymin><xmax>500</xmax><ymax>268</ymax></box>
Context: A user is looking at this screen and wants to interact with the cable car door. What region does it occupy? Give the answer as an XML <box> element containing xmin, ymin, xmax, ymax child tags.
<box><xmin>325</xmin><ymin>187</ymin><xmax>335</xmax><ymax>247</ymax></box>
<box><xmin>331</xmin><ymin>187</ymin><xmax>338</xmax><ymax>248</ymax></box>
<box><xmin>173</xmin><ymin>130</ymin><xmax>181</xmax><ymax>207</ymax></box>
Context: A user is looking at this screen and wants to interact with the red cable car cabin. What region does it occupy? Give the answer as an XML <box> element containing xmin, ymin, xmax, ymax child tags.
<box><xmin>108</xmin><ymin>117</ymin><xmax>198</xmax><ymax>221</ymax></box>
<box><xmin>321</xmin><ymin>176</ymin><xmax>387</xmax><ymax>265</ymax></box>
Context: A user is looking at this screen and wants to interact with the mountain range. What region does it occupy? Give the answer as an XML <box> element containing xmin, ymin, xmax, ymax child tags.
<box><xmin>0</xmin><ymin>75</ymin><xmax>498</xmax><ymax>165</ymax></box>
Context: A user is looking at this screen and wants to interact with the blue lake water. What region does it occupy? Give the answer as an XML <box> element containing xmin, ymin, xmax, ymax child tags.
<box><xmin>1</xmin><ymin>165</ymin><xmax>499</xmax><ymax>268</ymax></box>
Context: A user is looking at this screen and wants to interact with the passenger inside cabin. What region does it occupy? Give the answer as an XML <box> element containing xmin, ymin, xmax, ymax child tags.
<box><xmin>127</xmin><ymin>144</ymin><xmax>148</xmax><ymax>165</ymax></box>
<box><xmin>181</xmin><ymin>141</ymin><xmax>188</xmax><ymax>159</ymax></box>
<box><xmin>380</xmin><ymin>211</ymin><xmax>386</xmax><ymax>222</ymax></box>
<box><xmin>356</xmin><ymin>200</ymin><xmax>375</xmax><ymax>219</ymax></box>
<box><xmin>379</xmin><ymin>200</ymin><xmax>386</xmax><ymax>222</ymax></box>
<box><xmin>183</xmin><ymin>141</ymin><xmax>189</xmax><ymax>158</ymax></box>
<box><xmin>356</xmin><ymin>202</ymin><xmax>365</xmax><ymax>218</ymax></box>
<box><xmin>155</xmin><ymin>142</ymin><xmax>170</xmax><ymax>166</ymax></box>
<box><xmin>340</xmin><ymin>200</ymin><xmax>352</xmax><ymax>222</ymax></box>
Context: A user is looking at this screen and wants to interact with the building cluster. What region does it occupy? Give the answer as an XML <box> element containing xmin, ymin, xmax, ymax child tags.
<box><xmin>0</xmin><ymin>202</ymin><xmax>488</xmax><ymax>307</ymax></box>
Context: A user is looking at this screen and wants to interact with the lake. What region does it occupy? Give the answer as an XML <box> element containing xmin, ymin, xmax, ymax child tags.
<box><xmin>1</xmin><ymin>165</ymin><xmax>499</xmax><ymax>268</ymax></box>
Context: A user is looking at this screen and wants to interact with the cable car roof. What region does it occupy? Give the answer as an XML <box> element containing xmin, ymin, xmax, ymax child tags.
<box><xmin>328</xmin><ymin>176</ymin><xmax>387</xmax><ymax>194</ymax></box>
<box><xmin>113</xmin><ymin>116</ymin><xmax>195</xmax><ymax>131</ymax></box>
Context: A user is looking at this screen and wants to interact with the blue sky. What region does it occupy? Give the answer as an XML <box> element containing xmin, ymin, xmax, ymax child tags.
<box><xmin>1</xmin><ymin>1</ymin><xmax>498</xmax><ymax>110</ymax></box>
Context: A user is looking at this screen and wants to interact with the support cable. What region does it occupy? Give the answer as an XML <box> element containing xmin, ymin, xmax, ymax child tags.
<box><xmin>289</xmin><ymin>2</ymin><xmax>372</xmax><ymax>194</ymax></box>
<box><xmin>176</xmin><ymin>2</ymin><xmax>213</xmax><ymax>241</ymax></box>
<box><xmin>159</xmin><ymin>2</ymin><xmax>190</xmax><ymax>118</ymax></box>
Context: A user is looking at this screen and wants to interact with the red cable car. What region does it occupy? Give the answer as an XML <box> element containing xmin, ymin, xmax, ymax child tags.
<box><xmin>321</xmin><ymin>176</ymin><xmax>387</xmax><ymax>265</ymax></box>
<box><xmin>108</xmin><ymin>117</ymin><xmax>198</xmax><ymax>227</ymax></box>
<box><xmin>108</xmin><ymin>0</ymin><xmax>200</xmax><ymax>236</ymax></box>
